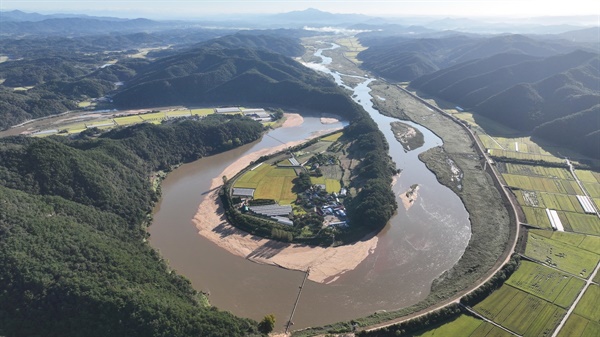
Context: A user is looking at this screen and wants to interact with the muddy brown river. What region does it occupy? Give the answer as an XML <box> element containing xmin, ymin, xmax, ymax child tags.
<box><xmin>148</xmin><ymin>43</ymin><xmax>471</xmax><ymax>331</ymax></box>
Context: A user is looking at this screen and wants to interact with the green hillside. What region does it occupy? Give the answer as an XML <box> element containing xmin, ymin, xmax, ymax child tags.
<box><xmin>0</xmin><ymin>116</ymin><xmax>264</xmax><ymax>337</ymax></box>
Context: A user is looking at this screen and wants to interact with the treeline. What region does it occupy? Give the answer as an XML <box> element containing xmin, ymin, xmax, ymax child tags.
<box><xmin>0</xmin><ymin>115</ymin><xmax>265</xmax><ymax>336</ymax></box>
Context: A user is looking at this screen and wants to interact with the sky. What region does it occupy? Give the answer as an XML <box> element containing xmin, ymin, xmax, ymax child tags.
<box><xmin>2</xmin><ymin>0</ymin><xmax>599</xmax><ymax>19</ymax></box>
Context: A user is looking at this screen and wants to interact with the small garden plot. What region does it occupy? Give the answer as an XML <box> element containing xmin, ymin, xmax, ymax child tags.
<box><xmin>557</xmin><ymin>314</ymin><xmax>599</xmax><ymax>337</ymax></box>
<box><xmin>505</xmin><ymin>261</ymin><xmax>585</xmax><ymax>306</ymax></box>
<box><xmin>525</xmin><ymin>233</ymin><xmax>600</xmax><ymax>278</ymax></box>
<box><xmin>573</xmin><ymin>284</ymin><xmax>600</xmax><ymax>323</ymax></box>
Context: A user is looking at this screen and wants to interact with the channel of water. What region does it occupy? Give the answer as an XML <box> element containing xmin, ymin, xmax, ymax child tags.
<box><xmin>148</xmin><ymin>42</ymin><xmax>471</xmax><ymax>331</ymax></box>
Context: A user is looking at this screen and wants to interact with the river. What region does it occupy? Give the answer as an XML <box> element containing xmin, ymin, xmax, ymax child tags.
<box><xmin>149</xmin><ymin>42</ymin><xmax>471</xmax><ymax>331</ymax></box>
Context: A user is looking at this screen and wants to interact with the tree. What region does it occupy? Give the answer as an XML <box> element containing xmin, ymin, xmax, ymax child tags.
<box><xmin>258</xmin><ymin>314</ymin><xmax>276</xmax><ymax>334</ymax></box>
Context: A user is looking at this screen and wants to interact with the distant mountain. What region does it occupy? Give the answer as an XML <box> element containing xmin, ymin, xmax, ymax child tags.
<box><xmin>0</xmin><ymin>17</ymin><xmax>167</xmax><ymax>36</ymax></box>
<box><xmin>197</xmin><ymin>32</ymin><xmax>305</xmax><ymax>57</ymax></box>
<box><xmin>555</xmin><ymin>26</ymin><xmax>600</xmax><ymax>43</ymax></box>
<box><xmin>358</xmin><ymin>34</ymin><xmax>585</xmax><ymax>81</ymax></box>
<box><xmin>268</xmin><ymin>8</ymin><xmax>371</xmax><ymax>26</ymax></box>
<box><xmin>0</xmin><ymin>9</ymin><xmax>127</xmax><ymax>22</ymax></box>
<box><xmin>410</xmin><ymin>50</ymin><xmax>600</xmax><ymax>158</ymax></box>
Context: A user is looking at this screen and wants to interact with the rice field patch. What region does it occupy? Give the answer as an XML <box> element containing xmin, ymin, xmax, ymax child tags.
<box><xmin>525</xmin><ymin>233</ymin><xmax>599</xmax><ymax>278</ymax></box>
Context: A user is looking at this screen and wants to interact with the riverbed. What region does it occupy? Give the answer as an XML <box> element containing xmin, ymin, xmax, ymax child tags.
<box><xmin>149</xmin><ymin>40</ymin><xmax>471</xmax><ymax>331</ymax></box>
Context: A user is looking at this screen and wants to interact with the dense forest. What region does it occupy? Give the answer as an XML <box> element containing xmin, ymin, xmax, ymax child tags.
<box><xmin>0</xmin><ymin>115</ymin><xmax>265</xmax><ymax>336</ymax></box>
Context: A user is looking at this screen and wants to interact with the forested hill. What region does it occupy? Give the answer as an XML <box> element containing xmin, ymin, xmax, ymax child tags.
<box><xmin>356</xmin><ymin>34</ymin><xmax>584</xmax><ymax>82</ymax></box>
<box><xmin>112</xmin><ymin>46</ymin><xmax>362</xmax><ymax>120</ymax></box>
<box><xmin>410</xmin><ymin>49</ymin><xmax>600</xmax><ymax>158</ymax></box>
<box><xmin>198</xmin><ymin>32</ymin><xmax>306</xmax><ymax>57</ymax></box>
<box><xmin>0</xmin><ymin>115</ymin><xmax>264</xmax><ymax>337</ymax></box>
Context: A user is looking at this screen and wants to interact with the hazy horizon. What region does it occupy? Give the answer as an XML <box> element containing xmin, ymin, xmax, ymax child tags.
<box><xmin>2</xmin><ymin>0</ymin><xmax>599</xmax><ymax>22</ymax></box>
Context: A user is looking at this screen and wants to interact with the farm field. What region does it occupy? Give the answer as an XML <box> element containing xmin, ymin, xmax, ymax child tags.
<box><xmin>321</xmin><ymin>131</ymin><xmax>343</xmax><ymax>142</ymax></box>
<box><xmin>573</xmin><ymin>284</ymin><xmax>600</xmax><ymax>324</ymax></box>
<box><xmin>489</xmin><ymin>149</ymin><xmax>566</xmax><ymax>164</ymax></box>
<box><xmin>139</xmin><ymin>112</ymin><xmax>166</xmax><ymax>121</ymax></box>
<box><xmin>524</xmin><ymin>232</ymin><xmax>599</xmax><ymax>278</ymax></box>
<box><xmin>114</xmin><ymin>115</ymin><xmax>143</xmax><ymax>125</ymax></box>
<box><xmin>529</xmin><ymin>230</ymin><xmax>600</xmax><ymax>254</ymax></box>
<box><xmin>408</xmin><ymin>314</ymin><xmax>512</xmax><ymax>337</ymax></box>
<box><xmin>502</xmin><ymin>173</ymin><xmax>582</xmax><ymax>195</ymax></box>
<box><xmin>504</xmin><ymin>163</ymin><xmax>573</xmax><ymax>180</ymax></box>
<box><xmin>190</xmin><ymin>108</ymin><xmax>214</xmax><ymax>116</ymax></box>
<box><xmin>473</xmin><ymin>284</ymin><xmax>566</xmax><ymax>337</ymax></box>
<box><xmin>166</xmin><ymin>110</ymin><xmax>192</xmax><ymax>118</ymax></box>
<box><xmin>335</xmin><ymin>37</ymin><xmax>367</xmax><ymax>64</ymax></box>
<box><xmin>505</xmin><ymin>260</ymin><xmax>585</xmax><ymax>308</ymax></box>
<box><xmin>233</xmin><ymin>164</ymin><xmax>298</xmax><ymax>204</ymax></box>
<box><xmin>557</xmin><ymin>313</ymin><xmax>600</xmax><ymax>337</ymax></box>
<box><xmin>518</xmin><ymin>191</ymin><xmax>584</xmax><ymax>213</ymax></box>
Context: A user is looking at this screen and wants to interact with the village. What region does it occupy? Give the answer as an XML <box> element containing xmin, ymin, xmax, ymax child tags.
<box><xmin>229</xmin><ymin>131</ymin><xmax>353</xmax><ymax>237</ymax></box>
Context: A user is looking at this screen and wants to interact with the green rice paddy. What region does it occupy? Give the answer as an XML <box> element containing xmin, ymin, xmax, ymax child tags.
<box><xmin>473</xmin><ymin>285</ymin><xmax>566</xmax><ymax>336</ymax></box>
<box><xmin>410</xmin><ymin>314</ymin><xmax>511</xmax><ymax>337</ymax></box>
<box><xmin>505</xmin><ymin>261</ymin><xmax>585</xmax><ymax>308</ymax></box>
<box><xmin>525</xmin><ymin>233</ymin><xmax>599</xmax><ymax>278</ymax></box>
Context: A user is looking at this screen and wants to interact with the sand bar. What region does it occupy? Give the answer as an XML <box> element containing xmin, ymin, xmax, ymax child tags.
<box><xmin>192</xmin><ymin>119</ymin><xmax>378</xmax><ymax>284</ymax></box>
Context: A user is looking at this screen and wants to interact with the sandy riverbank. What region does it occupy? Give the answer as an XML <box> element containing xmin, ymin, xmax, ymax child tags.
<box><xmin>192</xmin><ymin>119</ymin><xmax>378</xmax><ymax>284</ymax></box>
<box><xmin>281</xmin><ymin>112</ymin><xmax>304</xmax><ymax>127</ymax></box>
<box><xmin>400</xmin><ymin>185</ymin><xmax>420</xmax><ymax>210</ymax></box>
<box><xmin>320</xmin><ymin>113</ymin><xmax>342</xmax><ymax>124</ymax></box>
